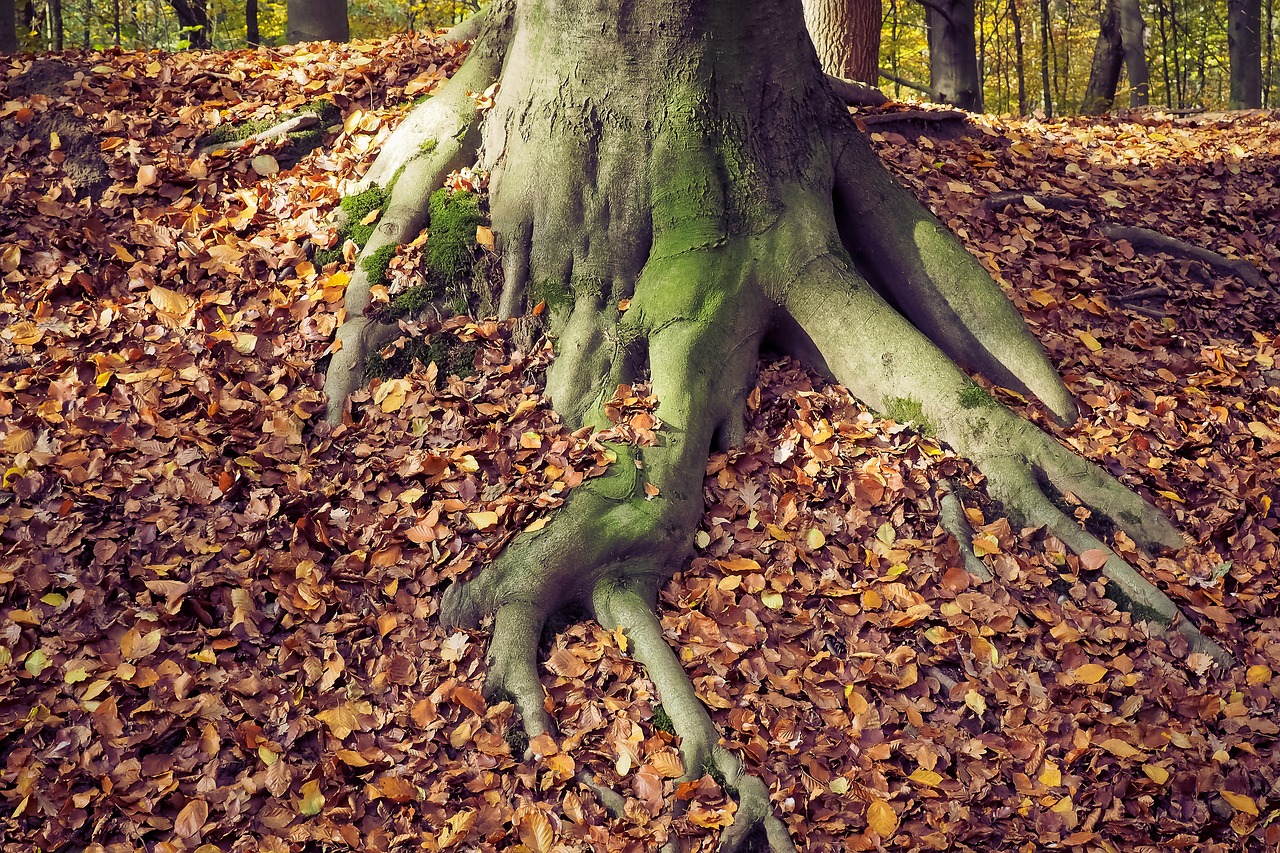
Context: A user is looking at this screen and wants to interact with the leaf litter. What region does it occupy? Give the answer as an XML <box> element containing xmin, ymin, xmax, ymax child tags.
<box><xmin>1</xmin><ymin>36</ymin><xmax>1278</xmax><ymax>853</ymax></box>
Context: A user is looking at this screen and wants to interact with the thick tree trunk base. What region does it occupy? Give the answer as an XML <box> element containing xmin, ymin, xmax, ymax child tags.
<box><xmin>319</xmin><ymin>2</ymin><xmax>1232</xmax><ymax>845</ymax></box>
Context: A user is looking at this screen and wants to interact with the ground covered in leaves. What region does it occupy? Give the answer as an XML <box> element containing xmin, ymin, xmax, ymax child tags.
<box><xmin>1</xmin><ymin>36</ymin><xmax>1278</xmax><ymax>853</ymax></box>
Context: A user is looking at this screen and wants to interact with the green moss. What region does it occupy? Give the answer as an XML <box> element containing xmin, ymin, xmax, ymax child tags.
<box><xmin>959</xmin><ymin>383</ymin><xmax>996</xmax><ymax>409</ymax></box>
<box><xmin>390</xmin><ymin>282</ymin><xmax>439</xmax><ymax>316</ymax></box>
<box><xmin>427</xmin><ymin>188</ymin><xmax>483</xmax><ymax>284</ymax></box>
<box><xmin>505</xmin><ymin>727</ymin><xmax>529</xmax><ymax>757</ymax></box>
<box><xmin>418</xmin><ymin>138</ymin><xmax>438</xmax><ymax>156</ymax></box>
<box><xmin>652</xmin><ymin>704</ymin><xmax>675</xmax><ymax>735</ymax></box>
<box><xmin>883</xmin><ymin>396</ymin><xmax>935</xmax><ymax>436</ymax></box>
<box><xmin>365</xmin><ymin>334</ymin><xmax>477</xmax><ymax>381</ymax></box>
<box><xmin>340</xmin><ymin>184</ymin><xmax>391</xmax><ymax>249</ymax></box>
<box><xmin>530</xmin><ymin>278</ymin><xmax>573</xmax><ymax>312</ymax></box>
<box><xmin>360</xmin><ymin>243</ymin><xmax>398</xmax><ymax>285</ymax></box>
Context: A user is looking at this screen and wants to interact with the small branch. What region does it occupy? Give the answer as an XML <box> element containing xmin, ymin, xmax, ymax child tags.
<box><xmin>981</xmin><ymin>191</ymin><xmax>1086</xmax><ymax>212</ymax></box>
<box><xmin>827</xmin><ymin>74</ymin><xmax>889</xmax><ymax>107</ymax></box>
<box><xmin>198</xmin><ymin>114</ymin><xmax>319</xmax><ymax>156</ymax></box>
<box><xmin>857</xmin><ymin>108</ymin><xmax>969</xmax><ymax>126</ymax></box>
<box><xmin>1099</xmin><ymin>224</ymin><xmax>1276</xmax><ymax>297</ymax></box>
<box><xmin>1113</xmin><ymin>285</ymin><xmax>1171</xmax><ymax>302</ymax></box>
<box><xmin>437</xmin><ymin>5</ymin><xmax>488</xmax><ymax>43</ymax></box>
<box><xmin>912</xmin><ymin>0</ymin><xmax>957</xmax><ymax>26</ymax></box>
<box><xmin>878</xmin><ymin>67</ymin><xmax>932</xmax><ymax>95</ymax></box>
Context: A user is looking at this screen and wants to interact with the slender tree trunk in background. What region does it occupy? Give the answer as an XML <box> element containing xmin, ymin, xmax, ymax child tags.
<box><xmin>926</xmin><ymin>0</ymin><xmax>983</xmax><ymax>108</ymax></box>
<box><xmin>1118</xmin><ymin>0</ymin><xmax>1149</xmax><ymax>105</ymax></box>
<box><xmin>1227</xmin><ymin>0</ymin><xmax>1262</xmax><ymax>107</ymax></box>
<box><xmin>1266</xmin><ymin>0</ymin><xmax>1275</xmax><ymax>106</ymax></box>
<box><xmin>1010</xmin><ymin>0</ymin><xmax>1028</xmax><ymax>113</ymax></box>
<box><xmin>50</xmin><ymin>0</ymin><xmax>63</xmax><ymax>49</ymax></box>
<box><xmin>167</xmin><ymin>0</ymin><xmax>209</xmax><ymax>46</ymax></box>
<box><xmin>287</xmin><ymin>0</ymin><xmax>348</xmax><ymax>42</ymax></box>
<box><xmin>1038</xmin><ymin>0</ymin><xmax>1052</xmax><ymax>114</ymax></box>
<box><xmin>111</xmin><ymin>0</ymin><xmax>118</xmax><ymax>45</ymax></box>
<box><xmin>1</xmin><ymin>0</ymin><xmax>18</xmax><ymax>52</ymax></box>
<box><xmin>246</xmin><ymin>0</ymin><xmax>258</xmax><ymax>45</ymax></box>
<box><xmin>803</xmin><ymin>0</ymin><xmax>883</xmax><ymax>84</ymax></box>
<box><xmin>1082</xmin><ymin>0</ymin><xmax>1124</xmax><ymax>112</ymax></box>
<box><xmin>1156</xmin><ymin>0</ymin><xmax>1172</xmax><ymax>106</ymax></box>
<box><xmin>82</xmin><ymin>0</ymin><xmax>89</xmax><ymax>47</ymax></box>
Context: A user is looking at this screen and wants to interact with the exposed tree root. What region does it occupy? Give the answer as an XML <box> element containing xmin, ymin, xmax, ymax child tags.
<box><xmin>827</xmin><ymin>75</ymin><xmax>889</xmax><ymax>107</ymax></box>
<box><xmin>938</xmin><ymin>479</ymin><xmax>995</xmax><ymax>581</ymax></box>
<box><xmin>1099</xmin><ymin>223</ymin><xmax>1277</xmax><ymax>297</ymax></box>
<box><xmin>878</xmin><ymin>67</ymin><xmax>932</xmax><ymax>94</ymax></box>
<box><xmin>197</xmin><ymin>113</ymin><xmax>320</xmax><ymax>156</ymax></box>
<box><xmin>855</xmin><ymin>108</ymin><xmax>970</xmax><ymax>127</ymax></box>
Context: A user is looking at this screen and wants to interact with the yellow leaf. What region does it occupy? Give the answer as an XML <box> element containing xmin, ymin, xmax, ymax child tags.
<box><xmin>1155</xmin><ymin>489</ymin><xmax>1185</xmax><ymax>503</ymax></box>
<box><xmin>1076</xmin><ymin>330</ymin><xmax>1103</xmax><ymax>352</ymax></box>
<box><xmin>475</xmin><ymin>225</ymin><xmax>494</xmax><ymax>251</ymax></box>
<box><xmin>373</xmin><ymin>378</ymin><xmax>410</xmax><ymax>413</ymax></box>
<box><xmin>0</xmin><ymin>244</ymin><xmax>19</xmax><ymax>272</ymax></box>
<box><xmin>316</xmin><ymin>704</ymin><xmax>359</xmax><ymax>739</ymax></box>
<box><xmin>150</xmin><ymin>285</ymin><xmax>191</xmax><ymax>316</ymax></box>
<box><xmin>1022</xmin><ymin>194</ymin><xmax>1046</xmax><ymax>211</ymax></box>
<box><xmin>298</xmin><ymin>779</ymin><xmax>325</xmax><ymax>816</ymax></box>
<box><xmin>867</xmin><ymin>799</ymin><xmax>898</xmax><ymax>837</ymax></box>
<box><xmin>1141</xmin><ymin>764</ymin><xmax>1169</xmax><ymax>784</ymax></box>
<box><xmin>233</xmin><ymin>333</ymin><xmax>258</xmax><ymax>355</ymax></box>
<box><xmin>1038</xmin><ymin>761</ymin><xmax>1061</xmax><ymax>787</ymax></box>
<box><xmin>651</xmin><ymin>751</ymin><xmax>684</xmax><ymax>778</ymax></box>
<box><xmin>23</xmin><ymin>648</ymin><xmax>49</xmax><ymax>676</ymax></box>
<box><xmin>719</xmin><ymin>555</ymin><xmax>761</xmax><ymax>573</ymax></box>
<box><xmin>438</xmin><ymin>809</ymin><xmax>476</xmax><ymax>849</ymax></box>
<box><xmin>40</xmin><ymin>592</ymin><xmax>65</xmax><ymax>606</ymax></box>
<box><xmin>761</xmin><ymin>591</ymin><xmax>784</xmax><ymax>610</ymax></box>
<box><xmin>1246</xmin><ymin>664</ymin><xmax>1272</xmax><ymax>685</ymax></box>
<box><xmin>964</xmin><ymin>690</ymin><xmax>987</xmax><ymax>716</ymax></box>
<box><xmin>1071</xmin><ymin>663</ymin><xmax>1108</xmax><ymax>685</ymax></box>
<box><xmin>518</xmin><ymin>809</ymin><xmax>554</xmax><ymax>853</ymax></box>
<box><xmin>1220</xmin><ymin>789</ymin><xmax>1258</xmax><ymax>816</ymax></box>
<box><xmin>1098</xmin><ymin>738</ymin><xmax>1142</xmax><ymax>758</ymax></box>
<box><xmin>468</xmin><ymin>511</ymin><xmax>499</xmax><ymax>530</ymax></box>
<box><xmin>909</xmin><ymin>769</ymin><xmax>942</xmax><ymax>787</ymax></box>
<box><xmin>971</xmin><ymin>533</ymin><xmax>1000</xmax><ymax>556</ymax></box>
<box><xmin>7</xmin><ymin>321</ymin><xmax>42</xmax><ymax>346</ymax></box>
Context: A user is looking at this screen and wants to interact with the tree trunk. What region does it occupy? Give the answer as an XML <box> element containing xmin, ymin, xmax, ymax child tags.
<box><xmin>1038</xmin><ymin>0</ymin><xmax>1052</xmax><ymax>114</ymax></box>
<box><xmin>50</xmin><ymin>0</ymin><xmax>63</xmax><ymax>49</ymax></box>
<box><xmin>926</xmin><ymin>0</ymin><xmax>983</xmax><ymax>109</ymax></box>
<box><xmin>1</xmin><ymin>0</ymin><xmax>18</xmax><ymax>52</ymax></box>
<box><xmin>167</xmin><ymin>0</ymin><xmax>209</xmax><ymax>47</ymax></box>
<box><xmin>803</xmin><ymin>0</ymin><xmax>883</xmax><ymax>84</ymax></box>
<box><xmin>1010</xmin><ymin>0</ymin><xmax>1028</xmax><ymax>114</ymax></box>
<box><xmin>1117</xmin><ymin>0</ymin><xmax>1149</xmax><ymax>105</ymax></box>
<box><xmin>1082</xmin><ymin>0</ymin><xmax>1124</xmax><ymax>113</ymax></box>
<box><xmin>1228</xmin><ymin>0</ymin><xmax>1262</xmax><ymax>107</ymax></box>
<box><xmin>318</xmin><ymin>2</ymin><xmax>1230</xmax><ymax>846</ymax></box>
<box><xmin>287</xmin><ymin>0</ymin><xmax>347</xmax><ymax>43</ymax></box>
<box><xmin>246</xmin><ymin>0</ymin><xmax>258</xmax><ymax>45</ymax></box>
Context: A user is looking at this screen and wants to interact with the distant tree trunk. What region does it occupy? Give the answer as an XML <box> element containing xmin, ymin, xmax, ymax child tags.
<box><xmin>287</xmin><ymin>0</ymin><xmax>347</xmax><ymax>43</ymax></box>
<box><xmin>1228</xmin><ymin>0</ymin><xmax>1262</xmax><ymax>107</ymax></box>
<box><xmin>246</xmin><ymin>0</ymin><xmax>258</xmax><ymax>45</ymax></box>
<box><xmin>50</xmin><ymin>0</ymin><xmax>63</xmax><ymax>49</ymax></box>
<box><xmin>167</xmin><ymin>0</ymin><xmax>209</xmax><ymax>46</ymax></box>
<box><xmin>1081</xmin><ymin>0</ymin><xmax>1124</xmax><ymax>113</ymax></box>
<box><xmin>81</xmin><ymin>0</ymin><xmax>89</xmax><ymax>46</ymax></box>
<box><xmin>1038</xmin><ymin>0</ymin><xmax>1052</xmax><ymax>114</ymax></box>
<box><xmin>1266</xmin><ymin>0</ymin><xmax>1275</xmax><ymax>106</ymax></box>
<box><xmin>803</xmin><ymin>0</ymin><xmax>883</xmax><ymax>84</ymax></box>
<box><xmin>1</xmin><ymin>0</ymin><xmax>18</xmax><ymax>52</ymax></box>
<box><xmin>1117</xmin><ymin>0</ymin><xmax>1149</xmax><ymax>105</ymax></box>
<box><xmin>111</xmin><ymin>0</ymin><xmax>118</xmax><ymax>45</ymax></box>
<box><xmin>1010</xmin><ymin>0</ymin><xmax>1028</xmax><ymax>113</ymax></box>
<box><xmin>925</xmin><ymin>0</ymin><xmax>983</xmax><ymax>109</ymax></box>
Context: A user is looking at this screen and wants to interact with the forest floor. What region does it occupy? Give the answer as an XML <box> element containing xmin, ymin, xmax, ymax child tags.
<box><xmin>1</xmin><ymin>35</ymin><xmax>1278</xmax><ymax>853</ymax></box>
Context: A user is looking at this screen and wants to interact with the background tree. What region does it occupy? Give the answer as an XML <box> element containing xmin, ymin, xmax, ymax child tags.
<box><xmin>1228</xmin><ymin>0</ymin><xmax>1263</xmax><ymax>106</ymax></box>
<box><xmin>287</xmin><ymin>0</ymin><xmax>347</xmax><ymax>42</ymax></box>
<box><xmin>322</xmin><ymin>1</ymin><xmax>1227</xmax><ymax>845</ymax></box>
<box><xmin>803</xmin><ymin>0</ymin><xmax>884</xmax><ymax>83</ymax></box>
<box><xmin>166</xmin><ymin>0</ymin><xmax>209</xmax><ymax>47</ymax></box>
<box><xmin>1</xmin><ymin>0</ymin><xmax>18</xmax><ymax>52</ymax></box>
<box><xmin>925</xmin><ymin>0</ymin><xmax>985</xmax><ymax>107</ymax></box>
<box><xmin>1082</xmin><ymin>0</ymin><xmax>1125</xmax><ymax>111</ymax></box>
<box><xmin>1118</xmin><ymin>0</ymin><xmax>1151</xmax><ymax>103</ymax></box>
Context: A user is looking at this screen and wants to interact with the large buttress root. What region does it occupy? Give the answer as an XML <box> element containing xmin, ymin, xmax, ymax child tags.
<box><xmin>781</xmin><ymin>234</ymin><xmax>1231</xmax><ymax>666</ymax></box>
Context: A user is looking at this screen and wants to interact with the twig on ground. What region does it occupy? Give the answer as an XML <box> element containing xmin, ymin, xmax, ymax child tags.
<box><xmin>198</xmin><ymin>114</ymin><xmax>319</xmax><ymax>156</ymax></box>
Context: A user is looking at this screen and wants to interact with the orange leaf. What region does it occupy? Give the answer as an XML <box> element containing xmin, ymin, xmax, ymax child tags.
<box><xmin>174</xmin><ymin>799</ymin><xmax>208</xmax><ymax>837</ymax></box>
<box><xmin>867</xmin><ymin>799</ymin><xmax>898</xmax><ymax>837</ymax></box>
<box><xmin>1071</xmin><ymin>663</ymin><xmax>1108</xmax><ymax>685</ymax></box>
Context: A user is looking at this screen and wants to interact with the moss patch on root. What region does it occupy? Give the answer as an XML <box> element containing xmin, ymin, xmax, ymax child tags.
<box><xmin>652</xmin><ymin>704</ymin><xmax>675</xmax><ymax>735</ymax></box>
<box><xmin>360</xmin><ymin>243</ymin><xmax>399</xmax><ymax>286</ymax></box>
<box><xmin>427</xmin><ymin>188</ymin><xmax>483</xmax><ymax>286</ymax></box>
<box><xmin>363</xmin><ymin>335</ymin><xmax>479</xmax><ymax>381</ymax></box>
<box><xmin>314</xmin><ymin>184</ymin><xmax>392</xmax><ymax>269</ymax></box>
<box><xmin>883</xmin><ymin>396</ymin><xmax>936</xmax><ymax>436</ymax></box>
<box><xmin>959</xmin><ymin>383</ymin><xmax>996</xmax><ymax>409</ymax></box>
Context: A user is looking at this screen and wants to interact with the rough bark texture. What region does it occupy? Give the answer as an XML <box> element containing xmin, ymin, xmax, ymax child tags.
<box><xmin>287</xmin><ymin>0</ymin><xmax>348</xmax><ymax>44</ymax></box>
<box><xmin>1118</xmin><ymin>0</ymin><xmax>1150</xmax><ymax>106</ymax></box>
<box><xmin>803</xmin><ymin>0</ymin><xmax>883</xmax><ymax>84</ymax></box>
<box><xmin>320</xmin><ymin>0</ymin><xmax>1230</xmax><ymax>846</ymax></box>
<box><xmin>246</xmin><ymin>0</ymin><xmax>259</xmax><ymax>46</ymax></box>
<box><xmin>1082</xmin><ymin>0</ymin><xmax>1124</xmax><ymax>114</ymax></box>
<box><xmin>0</xmin><ymin>0</ymin><xmax>18</xmax><ymax>53</ymax></box>
<box><xmin>1228</xmin><ymin>0</ymin><xmax>1263</xmax><ymax>108</ymax></box>
<box><xmin>926</xmin><ymin>0</ymin><xmax>983</xmax><ymax>110</ymax></box>
<box><xmin>167</xmin><ymin>0</ymin><xmax>209</xmax><ymax>48</ymax></box>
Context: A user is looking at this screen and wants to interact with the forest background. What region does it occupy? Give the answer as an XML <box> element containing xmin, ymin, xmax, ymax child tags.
<box><xmin>1</xmin><ymin>0</ymin><xmax>1278</xmax><ymax>115</ymax></box>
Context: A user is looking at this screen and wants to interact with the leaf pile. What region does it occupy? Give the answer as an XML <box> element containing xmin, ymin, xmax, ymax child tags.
<box><xmin>1</xmin><ymin>40</ymin><xmax>1278</xmax><ymax>852</ymax></box>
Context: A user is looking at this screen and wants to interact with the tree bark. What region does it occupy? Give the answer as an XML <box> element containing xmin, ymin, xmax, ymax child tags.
<box><xmin>925</xmin><ymin>0</ymin><xmax>983</xmax><ymax>109</ymax></box>
<box><xmin>1228</xmin><ymin>0</ymin><xmax>1262</xmax><ymax>108</ymax></box>
<box><xmin>317</xmin><ymin>1</ymin><xmax>1232</xmax><ymax>844</ymax></box>
<box><xmin>50</xmin><ymin>0</ymin><xmax>63</xmax><ymax>49</ymax></box>
<box><xmin>287</xmin><ymin>0</ymin><xmax>347</xmax><ymax>43</ymax></box>
<box><xmin>246</xmin><ymin>0</ymin><xmax>258</xmax><ymax>45</ymax></box>
<box><xmin>167</xmin><ymin>0</ymin><xmax>209</xmax><ymax>47</ymax></box>
<box><xmin>1082</xmin><ymin>0</ymin><xmax>1124</xmax><ymax>113</ymax></box>
<box><xmin>803</xmin><ymin>0</ymin><xmax>883</xmax><ymax>84</ymax></box>
<box><xmin>1038</xmin><ymin>0</ymin><xmax>1052</xmax><ymax>114</ymax></box>
<box><xmin>0</xmin><ymin>0</ymin><xmax>18</xmax><ymax>52</ymax></box>
<box><xmin>1117</xmin><ymin>0</ymin><xmax>1149</xmax><ymax>105</ymax></box>
<box><xmin>1009</xmin><ymin>0</ymin><xmax>1028</xmax><ymax>114</ymax></box>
